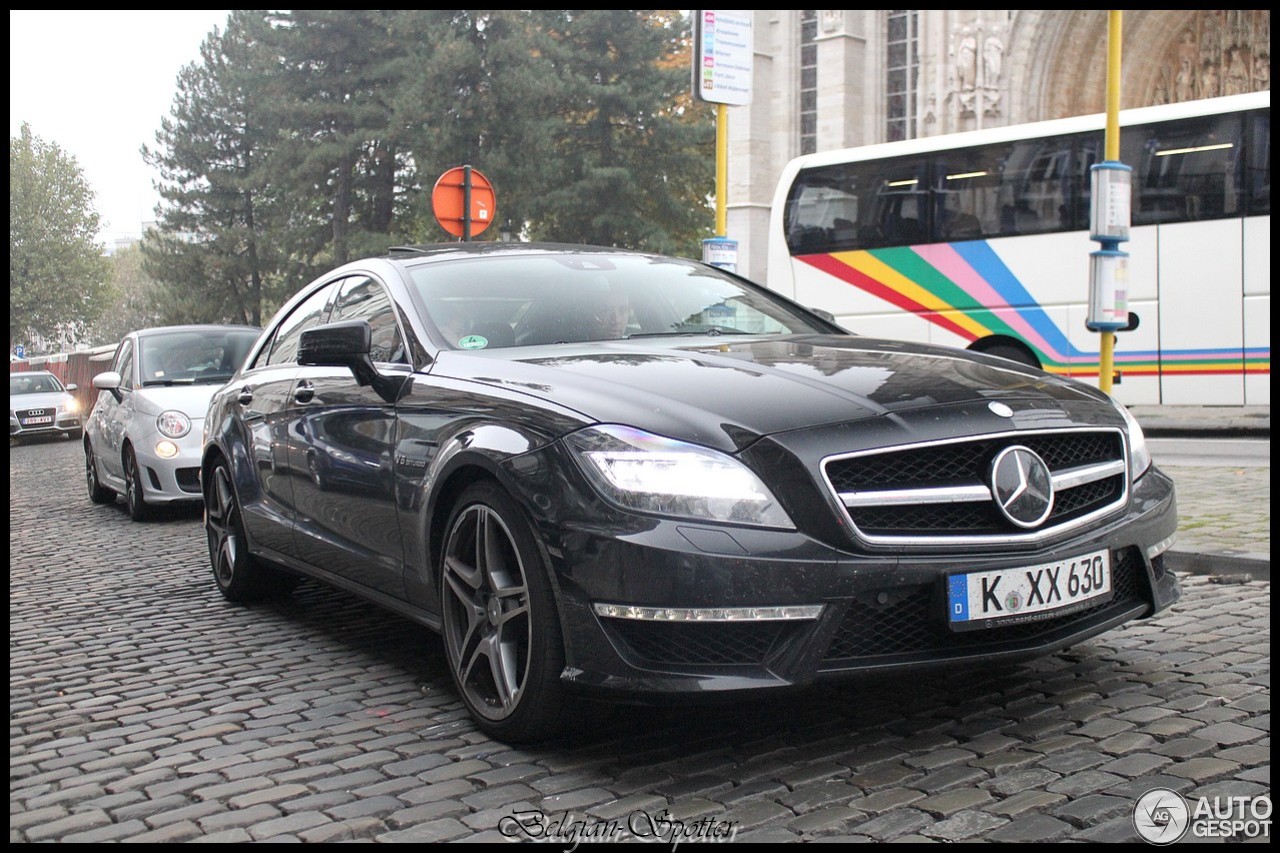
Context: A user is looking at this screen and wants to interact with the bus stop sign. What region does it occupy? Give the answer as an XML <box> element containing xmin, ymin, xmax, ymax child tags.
<box><xmin>432</xmin><ymin>166</ymin><xmax>495</xmax><ymax>240</ymax></box>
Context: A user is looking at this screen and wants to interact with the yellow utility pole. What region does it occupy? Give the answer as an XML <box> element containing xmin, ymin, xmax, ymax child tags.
<box><xmin>1098</xmin><ymin>10</ymin><xmax>1122</xmax><ymax>394</ymax></box>
<box><xmin>1089</xmin><ymin>10</ymin><xmax>1131</xmax><ymax>394</ymax></box>
<box><xmin>715</xmin><ymin>103</ymin><xmax>728</xmax><ymax>238</ymax></box>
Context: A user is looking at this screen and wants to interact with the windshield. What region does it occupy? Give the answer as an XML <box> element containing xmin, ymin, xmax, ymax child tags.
<box><xmin>137</xmin><ymin>329</ymin><xmax>261</xmax><ymax>386</ymax></box>
<box><xmin>410</xmin><ymin>252</ymin><xmax>834</xmax><ymax>349</ymax></box>
<box><xmin>10</xmin><ymin>373</ymin><xmax>65</xmax><ymax>395</ymax></box>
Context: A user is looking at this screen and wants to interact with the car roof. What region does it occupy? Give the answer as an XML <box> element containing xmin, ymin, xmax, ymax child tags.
<box><xmin>384</xmin><ymin>242</ymin><xmax>665</xmax><ymax>264</ymax></box>
<box><xmin>132</xmin><ymin>324</ymin><xmax>261</xmax><ymax>338</ymax></box>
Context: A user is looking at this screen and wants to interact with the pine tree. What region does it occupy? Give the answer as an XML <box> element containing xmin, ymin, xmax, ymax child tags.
<box><xmin>523</xmin><ymin>10</ymin><xmax>715</xmax><ymax>255</ymax></box>
<box><xmin>261</xmin><ymin>10</ymin><xmax>413</xmax><ymax>265</ymax></box>
<box><xmin>142</xmin><ymin>11</ymin><xmax>291</xmax><ymax>326</ymax></box>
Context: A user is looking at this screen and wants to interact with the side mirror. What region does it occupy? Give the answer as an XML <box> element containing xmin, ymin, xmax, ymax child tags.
<box><xmin>298</xmin><ymin>319</ymin><xmax>372</xmax><ymax>367</ymax></box>
<box><xmin>65</xmin><ymin>383</ymin><xmax>78</xmax><ymax>392</ymax></box>
<box><xmin>299</xmin><ymin>320</ymin><xmax>408</xmax><ymax>403</ymax></box>
<box><xmin>93</xmin><ymin>371</ymin><xmax>123</xmax><ymax>402</ymax></box>
<box><xmin>808</xmin><ymin>306</ymin><xmax>849</xmax><ymax>333</ymax></box>
<box><xmin>92</xmin><ymin>372</ymin><xmax>121</xmax><ymax>390</ymax></box>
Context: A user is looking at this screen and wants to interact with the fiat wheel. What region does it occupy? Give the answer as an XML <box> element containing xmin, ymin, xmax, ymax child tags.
<box><xmin>123</xmin><ymin>445</ymin><xmax>151</xmax><ymax>521</ymax></box>
<box><xmin>85</xmin><ymin>440</ymin><xmax>116</xmax><ymax>505</ymax></box>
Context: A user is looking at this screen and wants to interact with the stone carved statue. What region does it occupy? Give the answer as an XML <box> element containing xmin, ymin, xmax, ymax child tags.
<box><xmin>957</xmin><ymin>31</ymin><xmax>978</xmax><ymax>93</ymax></box>
<box><xmin>982</xmin><ymin>35</ymin><xmax>1003</xmax><ymax>86</ymax></box>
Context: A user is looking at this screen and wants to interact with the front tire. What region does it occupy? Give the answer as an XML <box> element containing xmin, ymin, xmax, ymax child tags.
<box><xmin>123</xmin><ymin>445</ymin><xmax>151</xmax><ymax>521</ymax></box>
<box><xmin>85</xmin><ymin>440</ymin><xmax>116</xmax><ymax>505</ymax></box>
<box><xmin>206</xmin><ymin>458</ymin><xmax>294</xmax><ymax>602</ymax></box>
<box><xmin>440</xmin><ymin>481</ymin><xmax>569</xmax><ymax>743</ymax></box>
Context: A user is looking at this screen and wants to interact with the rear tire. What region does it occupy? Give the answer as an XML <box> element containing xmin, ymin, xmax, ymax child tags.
<box><xmin>85</xmin><ymin>440</ymin><xmax>116</xmax><ymax>505</ymax></box>
<box><xmin>440</xmin><ymin>481</ymin><xmax>569</xmax><ymax>743</ymax></box>
<box><xmin>206</xmin><ymin>458</ymin><xmax>295</xmax><ymax>602</ymax></box>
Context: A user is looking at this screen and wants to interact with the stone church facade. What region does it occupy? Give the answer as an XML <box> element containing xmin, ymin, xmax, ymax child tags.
<box><xmin>728</xmin><ymin>9</ymin><xmax>1271</xmax><ymax>282</ymax></box>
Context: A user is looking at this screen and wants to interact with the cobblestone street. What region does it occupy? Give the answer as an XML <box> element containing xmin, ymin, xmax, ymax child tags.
<box><xmin>10</xmin><ymin>438</ymin><xmax>1271</xmax><ymax>842</ymax></box>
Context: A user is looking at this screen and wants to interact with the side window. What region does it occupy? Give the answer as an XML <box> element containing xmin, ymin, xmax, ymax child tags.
<box><xmin>329</xmin><ymin>276</ymin><xmax>407</xmax><ymax>364</ymax></box>
<box><xmin>247</xmin><ymin>329</ymin><xmax>276</xmax><ymax>371</ymax></box>
<box><xmin>933</xmin><ymin>145</ymin><xmax>1002</xmax><ymax>241</ymax></box>
<box><xmin>266</xmin><ymin>282</ymin><xmax>340</xmax><ymax>367</ymax></box>
<box><xmin>786</xmin><ymin>156</ymin><xmax>930</xmax><ymax>253</ymax></box>
<box><xmin>1124</xmin><ymin>112</ymin><xmax>1245</xmax><ymax>225</ymax></box>
<box><xmin>1245</xmin><ymin>107</ymin><xmax>1269</xmax><ymax>216</ymax></box>
<box><xmin>116</xmin><ymin>341</ymin><xmax>135</xmax><ymax>392</ymax></box>
<box><xmin>993</xmin><ymin>137</ymin><xmax>1077</xmax><ymax>236</ymax></box>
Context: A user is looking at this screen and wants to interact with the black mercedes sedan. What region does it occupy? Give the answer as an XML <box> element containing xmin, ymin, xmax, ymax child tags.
<box><xmin>201</xmin><ymin>242</ymin><xmax>1179</xmax><ymax>742</ymax></box>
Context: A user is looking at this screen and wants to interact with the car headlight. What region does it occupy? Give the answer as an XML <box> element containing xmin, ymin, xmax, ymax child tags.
<box><xmin>565</xmin><ymin>424</ymin><xmax>795</xmax><ymax>529</ymax></box>
<box><xmin>1113</xmin><ymin>399</ymin><xmax>1151</xmax><ymax>478</ymax></box>
<box><xmin>157</xmin><ymin>410</ymin><xmax>192</xmax><ymax>438</ymax></box>
<box><xmin>65</xmin><ymin>397</ymin><xmax>80</xmax><ymax>414</ymax></box>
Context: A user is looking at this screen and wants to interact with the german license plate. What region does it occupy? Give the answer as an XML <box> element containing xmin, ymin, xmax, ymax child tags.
<box><xmin>21</xmin><ymin>416</ymin><xmax>53</xmax><ymax>425</ymax></box>
<box><xmin>947</xmin><ymin>549</ymin><xmax>1112</xmax><ymax>631</ymax></box>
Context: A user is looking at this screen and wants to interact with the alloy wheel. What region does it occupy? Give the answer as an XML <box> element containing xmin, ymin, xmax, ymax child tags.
<box><xmin>85</xmin><ymin>442</ymin><xmax>114</xmax><ymax>504</ymax></box>
<box><xmin>441</xmin><ymin>504</ymin><xmax>533</xmax><ymax>722</ymax></box>
<box><xmin>207</xmin><ymin>464</ymin><xmax>241</xmax><ymax>590</ymax></box>
<box><xmin>124</xmin><ymin>447</ymin><xmax>148</xmax><ymax>520</ymax></box>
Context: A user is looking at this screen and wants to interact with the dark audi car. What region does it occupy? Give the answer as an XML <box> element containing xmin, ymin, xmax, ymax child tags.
<box><xmin>202</xmin><ymin>242</ymin><xmax>1179</xmax><ymax>741</ymax></box>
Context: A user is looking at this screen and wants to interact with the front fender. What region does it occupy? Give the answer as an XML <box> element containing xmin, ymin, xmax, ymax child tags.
<box><xmin>399</xmin><ymin>418</ymin><xmax>556</xmax><ymax>612</ymax></box>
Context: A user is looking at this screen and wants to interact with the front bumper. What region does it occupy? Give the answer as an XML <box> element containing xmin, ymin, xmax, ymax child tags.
<box><xmin>515</xmin><ymin>459</ymin><xmax>1179</xmax><ymax>698</ymax></box>
<box><xmin>10</xmin><ymin>413</ymin><xmax>81</xmax><ymax>439</ymax></box>
<box><xmin>132</xmin><ymin>425</ymin><xmax>205</xmax><ymax>504</ymax></box>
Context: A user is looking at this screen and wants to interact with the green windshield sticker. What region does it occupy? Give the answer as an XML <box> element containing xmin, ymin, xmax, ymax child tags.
<box><xmin>458</xmin><ymin>335</ymin><xmax>489</xmax><ymax>350</ymax></box>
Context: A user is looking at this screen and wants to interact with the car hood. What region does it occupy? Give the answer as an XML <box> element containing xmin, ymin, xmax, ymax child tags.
<box><xmin>434</xmin><ymin>335</ymin><xmax>1115</xmax><ymax>453</ymax></box>
<box><xmin>132</xmin><ymin>383</ymin><xmax>225</xmax><ymax>418</ymax></box>
<box><xmin>10</xmin><ymin>391</ymin><xmax>71</xmax><ymax>410</ymax></box>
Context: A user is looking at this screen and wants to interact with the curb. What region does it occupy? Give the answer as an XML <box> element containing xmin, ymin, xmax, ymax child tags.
<box><xmin>1166</xmin><ymin>550</ymin><xmax>1270</xmax><ymax>582</ymax></box>
<box><xmin>1142</xmin><ymin>427</ymin><xmax>1271</xmax><ymax>440</ymax></box>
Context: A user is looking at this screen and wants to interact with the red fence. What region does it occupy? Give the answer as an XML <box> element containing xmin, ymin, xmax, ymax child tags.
<box><xmin>10</xmin><ymin>346</ymin><xmax>117</xmax><ymax>416</ymax></box>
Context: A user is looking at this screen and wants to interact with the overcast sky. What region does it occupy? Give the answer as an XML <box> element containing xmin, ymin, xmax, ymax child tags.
<box><xmin>10</xmin><ymin>10</ymin><xmax>231</xmax><ymax>247</ymax></box>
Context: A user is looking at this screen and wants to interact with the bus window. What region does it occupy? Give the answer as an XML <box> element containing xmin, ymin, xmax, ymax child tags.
<box><xmin>1124</xmin><ymin>112</ymin><xmax>1245</xmax><ymax>224</ymax></box>
<box><xmin>1245</xmin><ymin>108</ymin><xmax>1270</xmax><ymax>216</ymax></box>
<box><xmin>785</xmin><ymin>180</ymin><xmax>860</xmax><ymax>252</ymax></box>
<box><xmin>872</xmin><ymin>159</ymin><xmax>930</xmax><ymax>246</ymax></box>
<box><xmin>933</xmin><ymin>145</ymin><xmax>1001</xmax><ymax>240</ymax></box>
<box><xmin>996</xmin><ymin>136</ymin><xmax>1080</xmax><ymax>235</ymax></box>
<box><xmin>785</xmin><ymin>156</ymin><xmax>929</xmax><ymax>253</ymax></box>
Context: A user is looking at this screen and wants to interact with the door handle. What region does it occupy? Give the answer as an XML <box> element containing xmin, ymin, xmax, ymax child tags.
<box><xmin>237</xmin><ymin>386</ymin><xmax>253</xmax><ymax>405</ymax></box>
<box><xmin>293</xmin><ymin>381</ymin><xmax>315</xmax><ymax>404</ymax></box>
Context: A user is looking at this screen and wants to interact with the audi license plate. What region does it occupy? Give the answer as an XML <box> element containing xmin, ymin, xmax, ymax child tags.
<box><xmin>21</xmin><ymin>416</ymin><xmax>53</xmax><ymax>426</ymax></box>
<box><xmin>947</xmin><ymin>549</ymin><xmax>1112</xmax><ymax>631</ymax></box>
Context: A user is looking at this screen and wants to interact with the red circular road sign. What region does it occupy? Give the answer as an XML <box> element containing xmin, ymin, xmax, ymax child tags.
<box><xmin>432</xmin><ymin>166</ymin><xmax>496</xmax><ymax>239</ymax></box>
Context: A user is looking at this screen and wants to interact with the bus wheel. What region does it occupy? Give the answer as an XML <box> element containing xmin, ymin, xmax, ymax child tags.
<box><xmin>975</xmin><ymin>341</ymin><xmax>1040</xmax><ymax>370</ymax></box>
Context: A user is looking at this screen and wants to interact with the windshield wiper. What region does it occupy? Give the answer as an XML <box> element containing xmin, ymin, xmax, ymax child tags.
<box><xmin>141</xmin><ymin>378</ymin><xmax>196</xmax><ymax>387</ymax></box>
<box><xmin>628</xmin><ymin>327</ymin><xmax>756</xmax><ymax>338</ymax></box>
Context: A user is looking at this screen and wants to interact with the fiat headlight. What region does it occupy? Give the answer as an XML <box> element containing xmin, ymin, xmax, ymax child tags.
<box><xmin>157</xmin><ymin>410</ymin><xmax>192</xmax><ymax>439</ymax></box>
<box><xmin>1114</xmin><ymin>400</ymin><xmax>1151</xmax><ymax>478</ymax></box>
<box><xmin>565</xmin><ymin>425</ymin><xmax>794</xmax><ymax>529</ymax></box>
